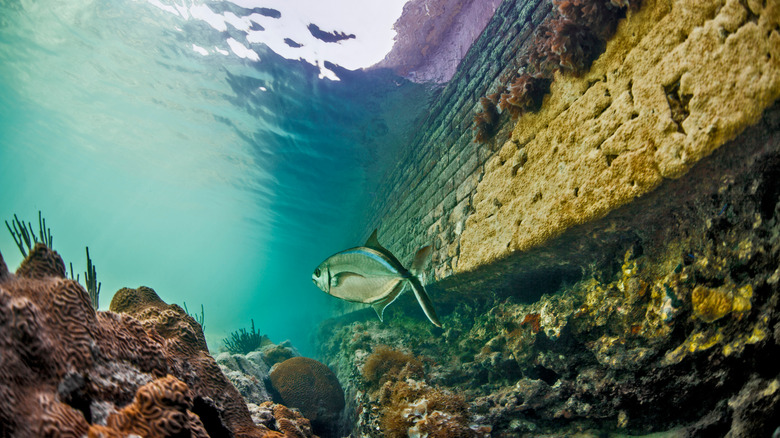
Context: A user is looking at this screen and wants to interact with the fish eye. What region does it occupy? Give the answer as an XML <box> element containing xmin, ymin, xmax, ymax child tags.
<box><xmin>314</xmin><ymin>268</ymin><xmax>321</xmax><ymax>277</ymax></box>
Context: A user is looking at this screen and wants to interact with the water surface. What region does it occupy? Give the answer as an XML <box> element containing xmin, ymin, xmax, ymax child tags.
<box><xmin>0</xmin><ymin>0</ymin><xmax>431</xmax><ymax>355</ymax></box>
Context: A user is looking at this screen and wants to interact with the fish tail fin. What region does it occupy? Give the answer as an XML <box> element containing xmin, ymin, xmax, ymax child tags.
<box><xmin>408</xmin><ymin>276</ymin><xmax>442</xmax><ymax>328</ymax></box>
<box><xmin>410</xmin><ymin>245</ymin><xmax>432</xmax><ymax>277</ymax></box>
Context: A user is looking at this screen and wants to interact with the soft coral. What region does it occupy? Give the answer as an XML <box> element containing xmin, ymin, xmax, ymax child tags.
<box><xmin>473</xmin><ymin>97</ymin><xmax>500</xmax><ymax>143</ymax></box>
<box><xmin>498</xmin><ymin>74</ymin><xmax>551</xmax><ymax>119</ymax></box>
<box><xmin>529</xmin><ymin>17</ymin><xmax>602</xmax><ymax>76</ymax></box>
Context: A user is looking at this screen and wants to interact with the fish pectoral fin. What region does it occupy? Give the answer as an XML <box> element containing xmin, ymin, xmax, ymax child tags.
<box><xmin>371</xmin><ymin>282</ymin><xmax>406</xmax><ymax>322</ymax></box>
<box><xmin>410</xmin><ymin>245</ymin><xmax>433</xmax><ymax>277</ymax></box>
<box><xmin>332</xmin><ymin>272</ymin><xmax>365</xmax><ymax>288</ymax></box>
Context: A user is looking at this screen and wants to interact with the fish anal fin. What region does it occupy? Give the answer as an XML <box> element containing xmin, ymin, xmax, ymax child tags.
<box><xmin>410</xmin><ymin>245</ymin><xmax>433</xmax><ymax>277</ymax></box>
<box><xmin>332</xmin><ymin>272</ymin><xmax>364</xmax><ymax>288</ymax></box>
<box><xmin>371</xmin><ymin>281</ymin><xmax>406</xmax><ymax>322</ymax></box>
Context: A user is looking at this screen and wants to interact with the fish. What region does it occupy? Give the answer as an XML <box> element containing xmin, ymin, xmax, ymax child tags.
<box><xmin>312</xmin><ymin>229</ymin><xmax>442</xmax><ymax>327</ymax></box>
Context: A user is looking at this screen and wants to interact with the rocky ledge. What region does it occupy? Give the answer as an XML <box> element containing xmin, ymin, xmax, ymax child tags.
<box><xmin>317</xmin><ymin>102</ymin><xmax>780</xmax><ymax>437</ymax></box>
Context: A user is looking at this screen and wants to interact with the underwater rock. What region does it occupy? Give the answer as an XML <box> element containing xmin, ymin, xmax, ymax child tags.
<box><xmin>0</xmin><ymin>244</ymin><xmax>303</xmax><ymax>437</ymax></box>
<box><xmin>216</xmin><ymin>352</ymin><xmax>273</xmax><ymax>405</ymax></box>
<box><xmin>317</xmin><ymin>104</ymin><xmax>780</xmax><ymax>436</ymax></box>
<box><xmin>269</xmin><ymin>357</ymin><xmax>345</xmax><ymax>438</ymax></box>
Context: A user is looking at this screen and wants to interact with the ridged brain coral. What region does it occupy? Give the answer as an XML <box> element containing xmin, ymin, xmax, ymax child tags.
<box><xmin>0</xmin><ymin>244</ymin><xmax>280</xmax><ymax>437</ymax></box>
<box><xmin>269</xmin><ymin>357</ymin><xmax>345</xmax><ymax>437</ymax></box>
<box><xmin>88</xmin><ymin>375</ymin><xmax>210</xmax><ymax>438</ymax></box>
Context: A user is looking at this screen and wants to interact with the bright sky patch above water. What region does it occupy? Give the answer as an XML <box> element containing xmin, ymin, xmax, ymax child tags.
<box><xmin>147</xmin><ymin>0</ymin><xmax>410</xmax><ymax>79</ymax></box>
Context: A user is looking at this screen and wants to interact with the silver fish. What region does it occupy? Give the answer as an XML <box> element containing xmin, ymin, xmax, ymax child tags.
<box><xmin>312</xmin><ymin>229</ymin><xmax>441</xmax><ymax>327</ymax></box>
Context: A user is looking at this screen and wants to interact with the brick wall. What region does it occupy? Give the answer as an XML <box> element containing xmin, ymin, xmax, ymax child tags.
<box><xmin>359</xmin><ymin>0</ymin><xmax>552</xmax><ymax>281</ymax></box>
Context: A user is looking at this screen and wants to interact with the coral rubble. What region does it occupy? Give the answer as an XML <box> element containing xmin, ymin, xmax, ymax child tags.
<box><xmin>0</xmin><ymin>244</ymin><xmax>314</xmax><ymax>437</ymax></box>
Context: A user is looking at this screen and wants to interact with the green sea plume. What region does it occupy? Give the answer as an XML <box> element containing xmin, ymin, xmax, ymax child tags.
<box><xmin>84</xmin><ymin>247</ymin><xmax>101</xmax><ymax>310</ymax></box>
<box><xmin>4</xmin><ymin>211</ymin><xmax>52</xmax><ymax>257</ymax></box>
<box><xmin>183</xmin><ymin>302</ymin><xmax>206</xmax><ymax>332</ymax></box>
<box><xmin>4</xmin><ymin>211</ymin><xmax>100</xmax><ymax>310</ymax></box>
<box><xmin>222</xmin><ymin>319</ymin><xmax>270</xmax><ymax>354</ymax></box>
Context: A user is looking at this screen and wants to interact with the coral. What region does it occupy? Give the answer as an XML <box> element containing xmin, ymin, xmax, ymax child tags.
<box><xmin>15</xmin><ymin>242</ymin><xmax>67</xmax><ymax>279</ymax></box>
<box><xmin>554</xmin><ymin>0</ymin><xmax>628</xmax><ymax>39</ymax></box>
<box><xmin>378</xmin><ymin>379</ymin><xmax>481</xmax><ymax>438</ymax></box>
<box><xmin>362</xmin><ymin>345</ymin><xmax>424</xmax><ymax>390</ymax></box>
<box><xmin>224</xmin><ymin>319</ymin><xmax>271</xmax><ymax>354</ymax></box>
<box><xmin>475</xmin><ymin>0</ymin><xmax>639</xmax><ymax>136</ymax></box>
<box><xmin>269</xmin><ymin>357</ymin><xmax>345</xmax><ymax>437</ymax></box>
<box><xmin>498</xmin><ymin>74</ymin><xmax>551</xmax><ymax>119</ymax></box>
<box><xmin>529</xmin><ymin>17</ymin><xmax>602</xmax><ymax>76</ymax></box>
<box><xmin>521</xmin><ymin>312</ymin><xmax>541</xmax><ymax>333</ymax></box>
<box><xmin>0</xmin><ymin>245</ymin><xmax>274</xmax><ymax>437</ymax></box>
<box><xmin>183</xmin><ymin>301</ymin><xmax>206</xmax><ymax>332</ymax></box>
<box><xmin>272</xmin><ymin>404</ymin><xmax>316</xmax><ymax>438</ymax></box>
<box><xmin>88</xmin><ymin>375</ymin><xmax>209</xmax><ymax>438</ymax></box>
<box><xmin>473</xmin><ymin>97</ymin><xmax>500</xmax><ymax>143</ymax></box>
<box><xmin>691</xmin><ymin>285</ymin><xmax>733</xmax><ymax>323</ymax></box>
<box><xmin>243</xmin><ymin>401</ymin><xmax>321</xmax><ymax>438</ymax></box>
<box><xmin>4</xmin><ymin>211</ymin><xmax>52</xmax><ymax>257</ymax></box>
<box><xmin>261</xmin><ymin>341</ymin><xmax>298</xmax><ymax>366</ymax></box>
<box><xmin>691</xmin><ymin>284</ymin><xmax>753</xmax><ymax>323</ymax></box>
<box><xmin>84</xmin><ymin>246</ymin><xmax>101</xmax><ymax>310</ymax></box>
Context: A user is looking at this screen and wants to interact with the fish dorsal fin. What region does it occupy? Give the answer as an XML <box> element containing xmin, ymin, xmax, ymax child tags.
<box><xmin>364</xmin><ymin>229</ymin><xmax>388</xmax><ymax>252</ymax></box>
<box><xmin>371</xmin><ymin>282</ymin><xmax>406</xmax><ymax>322</ymax></box>
<box><xmin>410</xmin><ymin>245</ymin><xmax>432</xmax><ymax>277</ymax></box>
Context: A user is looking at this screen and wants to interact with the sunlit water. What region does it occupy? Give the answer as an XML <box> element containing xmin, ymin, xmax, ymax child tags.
<box><xmin>0</xmin><ymin>0</ymin><xmax>431</xmax><ymax>355</ymax></box>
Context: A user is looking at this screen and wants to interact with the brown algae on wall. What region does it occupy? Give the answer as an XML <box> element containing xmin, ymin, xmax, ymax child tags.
<box><xmin>457</xmin><ymin>0</ymin><xmax>780</xmax><ymax>273</ymax></box>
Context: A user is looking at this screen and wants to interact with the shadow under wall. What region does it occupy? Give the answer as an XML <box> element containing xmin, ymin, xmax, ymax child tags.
<box><xmin>382</xmin><ymin>100</ymin><xmax>780</xmax><ymax>322</ymax></box>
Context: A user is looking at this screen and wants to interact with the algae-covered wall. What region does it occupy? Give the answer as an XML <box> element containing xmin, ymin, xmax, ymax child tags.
<box><xmin>363</xmin><ymin>0</ymin><xmax>780</xmax><ymax>284</ymax></box>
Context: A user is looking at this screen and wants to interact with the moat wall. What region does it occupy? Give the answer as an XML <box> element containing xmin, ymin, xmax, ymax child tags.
<box><xmin>357</xmin><ymin>0</ymin><xmax>779</xmax><ymax>292</ymax></box>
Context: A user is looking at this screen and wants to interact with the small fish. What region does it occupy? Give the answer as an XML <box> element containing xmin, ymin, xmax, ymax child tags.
<box><xmin>312</xmin><ymin>229</ymin><xmax>442</xmax><ymax>327</ymax></box>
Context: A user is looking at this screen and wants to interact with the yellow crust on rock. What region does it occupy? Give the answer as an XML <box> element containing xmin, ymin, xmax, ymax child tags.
<box><xmin>457</xmin><ymin>0</ymin><xmax>780</xmax><ymax>272</ymax></box>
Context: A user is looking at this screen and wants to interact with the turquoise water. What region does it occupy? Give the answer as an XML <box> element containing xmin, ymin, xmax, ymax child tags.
<box><xmin>0</xmin><ymin>0</ymin><xmax>429</xmax><ymax>355</ymax></box>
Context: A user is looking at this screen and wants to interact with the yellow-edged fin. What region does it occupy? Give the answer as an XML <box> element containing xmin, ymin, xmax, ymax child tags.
<box><xmin>371</xmin><ymin>282</ymin><xmax>406</xmax><ymax>322</ymax></box>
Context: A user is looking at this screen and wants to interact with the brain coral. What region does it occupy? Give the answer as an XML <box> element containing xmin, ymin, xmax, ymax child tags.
<box><xmin>88</xmin><ymin>375</ymin><xmax>209</xmax><ymax>437</ymax></box>
<box><xmin>0</xmin><ymin>244</ymin><xmax>282</xmax><ymax>437</ymax></box>
<box><xmin>269</xmin><ymin>357</ymin><xmax>345</xmax><ymax>437</ymax></box>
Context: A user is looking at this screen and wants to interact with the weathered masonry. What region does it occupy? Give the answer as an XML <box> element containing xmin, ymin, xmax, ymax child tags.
<box><xmin>359</xmin><ymin>0</ymin><xmax>780</xmax><ymax>296</ymax></box>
